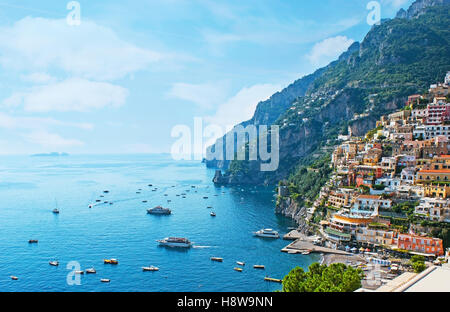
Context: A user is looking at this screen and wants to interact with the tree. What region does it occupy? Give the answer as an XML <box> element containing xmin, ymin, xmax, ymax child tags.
<box><xmin>410</xmin><ymin>255</ymin><xmax>426</xmax><ymax>273</ymax></box>
<box><xmin>281</xmin><ymin>263</ymin><xmax>364</xmax><ymax>292</ymax></box>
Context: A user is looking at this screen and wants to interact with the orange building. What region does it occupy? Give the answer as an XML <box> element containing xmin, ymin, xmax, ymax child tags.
<box><xmin>395</xmin><ymin>233</ymin><xmax>444</xmax><ymax>256</ymax></box>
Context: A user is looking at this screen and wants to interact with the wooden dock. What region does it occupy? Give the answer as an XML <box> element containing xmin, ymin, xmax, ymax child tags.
<box><xmin>282</xmin><ymin>239</ymin><xmax>351</xmax><ymax>256</ymax></box>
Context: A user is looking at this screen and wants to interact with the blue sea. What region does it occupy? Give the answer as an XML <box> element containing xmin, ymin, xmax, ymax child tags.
<box><xmin>0</xmin><ymin>154</ymin><xmax>318</xmax><ymax>292</ymax></box>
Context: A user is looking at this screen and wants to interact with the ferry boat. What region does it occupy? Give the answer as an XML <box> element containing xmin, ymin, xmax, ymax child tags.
<box><xmin>253</xmin><ymin>229</ymin><xmax>279</xmax><ymax>238</ymax></box>
<box><xmin>49</xmin><ymin>261</ymin><xmax>59</xmax><ymax>266</ymax></box>
<box><xmin>142</xmin><ymin>266</ymin><xmax>159</xmax><ymax>271</ymax></box>
<box><xmin>147</xmin><ymin>206</ymin><xmax>171</xmax><ymax>215</ymax></box>
<box><xmin>157</xmin><ymin>237</ymin><xmax>191</xmax><ymax>248</ymax></box>
<box><xmin>85</xmin><ymin>268</ymin><xmax>96</xmax><ymax>274</ymax></box>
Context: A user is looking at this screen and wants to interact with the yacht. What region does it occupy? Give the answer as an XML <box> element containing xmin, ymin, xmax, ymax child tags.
<box><xmin>157</xmin><ymin>237</ymin><xmax>192</xmax><ymax>248</ymax></box>
<box><xmin>147</xmin><ymin>206</ymin><xmax>171</xmax><ymax>215</ymax></box>
<box><xmin>253</xmin><ymin>229</ymin><xmax>279</xmax><ymax>238</ymax></box>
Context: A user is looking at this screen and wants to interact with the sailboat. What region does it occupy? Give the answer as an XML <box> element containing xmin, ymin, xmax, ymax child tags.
<box><xmin>52</xmin><ymin>199</ymin><xmax>60</xmax><ymax>214</ymax></box>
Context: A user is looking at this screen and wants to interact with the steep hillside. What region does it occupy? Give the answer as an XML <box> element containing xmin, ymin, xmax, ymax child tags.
<box><xmin>208</xmin><ymin>0</ymin><xmax>450</xmax><ymax>186</ymax></box>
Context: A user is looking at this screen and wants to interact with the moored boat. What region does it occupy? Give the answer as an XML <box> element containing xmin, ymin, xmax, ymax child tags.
<box><xmin>100</xmin><ymin>278</ymin><xmax>110</xmax><ymax>283</ymax></box>
<box><xmin>253</xmin><ymin>265</ymin><xmax>265</xmax><ymax>269</ymax></box>
<box><xmin>11</xmin><ymin>276</ymin><xmax>18</xmax><ymax>280</ymax></box>
<box><xmin>49</xmin><ymin>261</ymin><xmax>59</xmax><ymax>266</ymax></box>
<box><xmin>236</xmin><ymin>261</ymin><xmax>245</xmax><ymax>266</ymax></box>
<box><xmin>234</xmin><ymin>267</ymin><xmax>243</xmax><ymax>272</ymax></box>
<box><xmin>142</xmin><ymin>266</ymin><xmax>159</xmax><ymax>271</ymax></box>
<box><xmin>28</xmin><ymin>239</ymin><xmax>38</xmax><ymax>244</ymax></box>
<box><xmin>104</xmin><ymin>259</ymin><xmax>118</xmax><ymax>264</ymax></box>
<box><xmin>253</xmin><ymin>229</ymin><xmax>279</xmax><ymax>239</ymax></box>
<box><xmin>52</xmin><ymin>208</ymin><xmax>59</xmax><ymax>214</ymax></box>
<box><xmin>147</xmin><ymin>206</ymin><xmax>171</xmax><ymax>215</ymax></box>
<box><xmin>157</xmin><ymin>237</ymin><xmax>191</xmax><ymax>248</ymax></box>
<box><xmin>210</xmin><ymin>212</ymin><xmax>216</xmax><ymax>217</ymax></box>
<box><xmin>210</xmin><ymin>257</ymin><xmax>223</xmax><ymax>262</ymax></box>
<box><xmin>85</xmin><ymin>268</ymin><xmax>96</xmax><ymax>274</ymax></box>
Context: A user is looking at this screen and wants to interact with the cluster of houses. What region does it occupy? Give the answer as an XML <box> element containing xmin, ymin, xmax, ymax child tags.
<box><xmin>315</xmin><ymin>72</ymin><xmax>450</xmax><ymax>258</ymax></box>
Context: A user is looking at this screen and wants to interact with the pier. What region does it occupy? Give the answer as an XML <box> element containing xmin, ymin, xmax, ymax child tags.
<box><xmin>282</xmin><ymin>238</ymin><xmax>350</xmax><ymax>256</ymax></box>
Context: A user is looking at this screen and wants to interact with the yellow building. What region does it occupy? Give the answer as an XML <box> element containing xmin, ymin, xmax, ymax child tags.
<box><xmin>424</xmin><ymin>183</ymin><xmax>450</xmax><ymax>199</ymax></box>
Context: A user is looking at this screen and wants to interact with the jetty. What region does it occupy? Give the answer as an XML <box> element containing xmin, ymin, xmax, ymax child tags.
<box><xmin>282</xmin><ymin>237</ymin><xmax>350</xmax><ymax>256</ymax></box>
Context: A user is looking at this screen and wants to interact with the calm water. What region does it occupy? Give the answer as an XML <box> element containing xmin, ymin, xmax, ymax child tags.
<box><xmin>0</xmin><ymin>154</ymin><xmax>318</xmax><ymax>292</ymax></box>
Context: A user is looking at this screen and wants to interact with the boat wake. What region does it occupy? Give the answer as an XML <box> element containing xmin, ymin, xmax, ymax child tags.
<box><xmin>192</xmin><ymin>245</ymin><xmax>215</xmax><ymax>249</ymax></box>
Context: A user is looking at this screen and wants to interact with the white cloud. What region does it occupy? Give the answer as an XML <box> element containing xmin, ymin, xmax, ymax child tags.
<box><xmin>204</xmin><ymin>83</ymin><xmax>282</xmax><ymax>129</ymax></box>
<box><xmin>24</xmin><ymin>130</ymin><xmax>84</xmax><ymax>148</ymax></box>
<box><xmin>167</xmin><ymin>82</ymin><xmax>229</xmax><ymax>109</ymax></box>
<box><xmin>307</xmin><ymin>36</ymin><xmax>355</xmax><ymax>67</ymax></box>
<box><xmin>21</xmin><ymin>72</ymin><xmax>56</xmax><ymax>84</ymax></box>
<box><xmin>4</xmin><ymin>78</ymin><xmax>128</xmax><ymax>112</ymax></box>
<box><xmin>0</xmin><ymin>17</ymin><xmax>164</xmax><ymax>81</ymax></box>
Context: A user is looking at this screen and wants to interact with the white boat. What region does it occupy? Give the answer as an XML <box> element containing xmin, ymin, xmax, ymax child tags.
<box><xmin>147</xmin><ymin>206</ymin><xmax>171</xmax><ymax>215</ymax></box>
<box><xmin>100</xmin><ymin>278</ymin><xmax>110</xmax><ymax>283</ymax></box>
<box><xmin>49</xmin><ymin>261</ymin><xmax>59</xmax><ymax>266</ymax></box>
<box><xmin>236</xmin><ymin>261</ymin><xmax>245</xmax><ymax>266</ymax></box>
<box><xmin>143</xmin><ymin>266</ymin><xmax>159</xmax><ymax>271</ymax></box>
<box><xmin>210</xmin><ymin>257</ymin><xmax>223</xmax><ymax>262</ymax></box>
<box><xmin>85</xmin><ymin>268</ymin><xmax>96</xmax><ymax>274</ymax></box>
<box><xmin>253</xmin><ymin>229</ymin><xmax>279</xmax><ymax>238</ymax></box>
<box><xmin>157</xmin><ymin>237</ymin><xmax>191</xmax><ymax>248</ymax></box>
<box><xmin>210</xmin><ymin>212</ymin><xmax>216</xmax><ymax>217</ymax></box>
<box><xmin>75</xmin><ymin>270</ymin><xmax>84</xmax><ymax>274</ymax></box>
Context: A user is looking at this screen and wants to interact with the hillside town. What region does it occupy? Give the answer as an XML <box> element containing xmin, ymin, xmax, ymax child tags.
<box><xmin>280</xmin><ymin>72</ymin><xmax>450</xmax><ymax>291</ymax></box>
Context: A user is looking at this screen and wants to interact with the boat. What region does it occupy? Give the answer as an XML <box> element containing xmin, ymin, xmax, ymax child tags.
<box><xmin>142</xmin><ymin>266</ymin><xmax>159</xmax><ymax>272</ymax></box>
<box><xmin>75</xmin><ymin>270</ymin><xmax>84</xmax><ymax>275</ymax></box>
<box><xmin>142</xmin><ymin>200</ymin><xmax>148</xmax><ymax>203</ymax></box>
<box><xmin>147</xmin><ymin>206</ymin><xmax>171</xmax><ymax>215</ymax></box>
<box><xmin>264</xmin><ymin>277</ymin><xmax>282</xmax><ymax>283</ymax></box>
<box><xmin>253</xmin><ymin>229</ymin><xmax>279</xmax><ymax>239</ymax></box>
<box><xmin>210</xmin><ymin>212</ymin><xmax>216</xmax><ymax>217</ymax></box>
<box><xmin>96</xmin><ymin>199</ymin><xmax>101</xmax><ymax>202</ymax></box>
<box><xmin>253</xmin><ymin>265</ymin><xmax>265</xmax><ymax>269</ymax></box>
<box><xmin>207</xmin><ymin>206</ymin><xmax>213</xmax><ymax>209</ymax></box>
<box><xmin>210</xmin><ymin>257</ymin><xmax>223</xmax><ymax>262</ymax></box>
<box><xmin>52</xmin><ymin>208</ymin><xmax>59</xmax><ymax>214</ymax></box>
<box><xmin>203</xmin><ymin>196</ymin><xmax>208</xmax><ymax>199</ymax></box>
<box><xmin>85</xmin><ymin>268</ymin><xmax>96</xmax><ymax>274</ymax></box>
<box><xmin>28</xmin><ymin>239</ymin><xmax>38</xmax><ymax>244</ymax></box>
<box><xmin>157</xmin><ymin>237</ymin><xmax>191</xmax><ymax>248</ymax></box>
<box><xmin>104</xmin><ymin>259</ymin><xmax>118</xmax><ymax>265</ymax></box>
<box><xmin>100</xmin><ymin>278</ymin><xmax>110</xmax><ymax>283</ymax></box>
<box><xmin>103</xmin><ymin>190</ymin><xmax>109</xmax><ymax>194</ymax></box>
<box><xmin>11</xmin><ymin>276</ymin><xmax>18</xmax><ymax>280</ymax></box>
<box><xmin>88</xmin><ymin>204</ymin><xmax>93</xmax><ymax>208</ymax></box>
<box><xmin>49</xmin><ymin>261</ymin><xmax>59</xmax><ymax>266</ymax></box>
<box><xmin>302</xmin><ymin>251</ymin><xmax>311</xmax><ymax>255</ymax></box>
<box><xmin>236</xmin><ymin>261</ymin><xmax>245</xmax><ymax>266</ymax></box>
<box><xmin>234</xmin><ymin>267</ymin><xmax>243</xmax><ymax>272</ymax></box>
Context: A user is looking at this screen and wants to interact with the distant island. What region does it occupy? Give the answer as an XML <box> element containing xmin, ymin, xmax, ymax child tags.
<box><xmin>30</xmin><ymin>152</ymin><xmax>69</xmax><ymax>157</ymax></box>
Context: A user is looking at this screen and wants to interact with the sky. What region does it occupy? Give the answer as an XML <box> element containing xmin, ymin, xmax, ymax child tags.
<box><xmin>0</xmin><ymin>0</ymin><xmax>415</xmax><ymax>155</ymax></box>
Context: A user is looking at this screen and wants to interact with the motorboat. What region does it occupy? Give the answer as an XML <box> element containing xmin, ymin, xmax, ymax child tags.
<box><xmin>28</xmin><ymin>239</ymin><xmax>38</xmax><ymax>244</ymax></box>
<box><xmin>142</xmin><ymin>266</ymin><xmax>159</xmax><ymax>272</ymax></box>
<box><xmin>234</xmin><ymin>267</ymin><xmax>243</xmax><ymax>272</ymax></box>
<box><xmin>100</xmin><ymin>278</ymin><xmax>110</xmax><ymax>283</ymax></box>
<box><xmin>210</xmin><ymin>212</ymin><xmax>216</xmax><ymax>217</ymax></box>
<box><xmin>104</xmin><ymin>259</ymin><xmax>118</xmax><ymax>265</ymax></box>
<box><xmin>253</xmin><ymin>229</ymin><xmax>279</xmax><ymax>238</ymax></box>
<box><xmin>147</xmin><ymin>206</ymin><xmax>171</xmax><ymax>215</ymax></box>
<box><xmin>210</xmin><ymin>257</ymin><xmax>223</xmax><ymax>262</ymax></box>
<box><xmin>253</xmin><ymin>265</ymin><xmax>265</xmax><ymax>269</ymax></box>
<box><xmin>52</xmin><ymin>208</ymin><xmax>60</xmax><ymax>214</ymax></box>
<box><xmin>75</xmin><ymin>270</ymin><xmax>84</xmax><ymax>275</ymax></box>
<box><xmin>157</xmin><ymin>237</ymin><xmax>191</xmax><ymax>248</ymax></box>
<box><xmin>49</xmin><ymin>261</ymin><xmax>59</xmax><ymax>266</ymax></box>
<box><xmin>11</xmin><ymin>276</ymin><xmax>18</xmax><ymax>280</ymax></box>
<box><xmin>85</xmin><ymin>268</ymin><xmax>96</xmax><ymax>274</ymax></box>
<box><xmin>236</xmin><ymin>261</ymin><xmax>245</xmax><ymax>266</ymax></box>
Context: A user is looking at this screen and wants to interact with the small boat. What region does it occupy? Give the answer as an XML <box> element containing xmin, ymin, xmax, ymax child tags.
<box><xmin>96</xmin><ymin>199</ymin><xmax>101</xmax><ymax>202</ymax></box>
<box><xmin>49</xmin><ymin>261</ymin><xmax>59</xmax><ymax>266</ymax></box>
<box><xmin>210</xmin><ymin>212</ymin><xmax>216</xmax><ymax>217</ymax></box>
<box><xmin>236</xmin><ymin>261</ymin><xmax>245</xmax><ymax>266</ymax></box>
<box><xmin>302</xmin><ymin>251</ymin><xmax>311</xmax><ymax>255</ymax></box>
<box><xmin>52</xmin><ymin>208</ymin><xmax>60</xmax><ymax>214</ymax></box>
<box><xmin>142</xmin><ymin>266</ymin><xmax>159</xmax><ymax>272</ymax></box>
<box><xmin>142</xmin><ymin>200</ymin><xmax>148</xmax><ymax>203</ymax></box>
<box><xmin>28</xmin><ymin>239</ymin><xmax>38</xmax><ymax>244</ymax></box>
<box><xmin>253</xmin><ymin>229</ymin><xmax>279</xmax><ymax>239</ymax></box>
<box><xmin>11</xmin><ymin>276</ymin><xmax>18</xmax><ymax>280</ymax></box>
<box><xmin>148</xmin><ymin>184</ymin><xmax>153</xmax><ymax>187</ymax></box>
<box><xmin>100</xmin><ymin>195</ymin><xmax>104</xmax><ymax>198</ymax></box>
<box><xmin>104</xmin><ymin>259</ymin><xmax>118</xmax><ymax>265</ymax></box>
<box><xmin>100</xmin><ymin>279</ymin><xmax>110</xmax><ymax>283</ymax></box>
<box><xmin>147</xmin><ymin>206</ymin><xmax>171</xmax><ymax>215</ymax></box>
<box><xmin>264</xmin><ymin>277</ymin><xmax>282</xmax><ymax>283</ymax></box>
<box><xmin>109</xmin><ymin>202</ymin><xmax>113</xmax><ymax>205</ymax></box>
<box><xmin>85</xmin><ymin>268</ymin><xmax>96</xmax><ymax>274</ymax></box>
<box><xmin>207</xmin><ymin>206</ymin><xmax>213</xmax><ymax>209</ymax></box>
<box><xmin>103</xmin><ymin>190</ymin><xmax>109</xmax><ymax>194</ymax></box>
<box><xmin>203</xmin><ymin>197</ymin><xmax>208</xmax><ymax>199</ymax></box>
<box><xmin>136</xmin><ymin>191</ymin><xmax>141</xmax><ymax>194</ymax></box>
<box><xmin>253</xmin><ymin>265</ymin><xmax>265</xmax><ymax>269</ymax></box>
<box><xmin>210</xmin><ymin>257</ymin><xmax>223</xmax><ymax>262</ymax></box>
<box><xmin>88</xmin><ymin>204</ymin><xmax>93</xmax><ymax>208</ymax></box>
<box><xmin>75</xmin><ymin>270</ymin><xmax>84</xmax><ymax>275</ymax></box>
<box><xmin>157</xmin><ymin>237</ymin><xmax>191</xmax><ymax>248</ymax></box>
<box><xmin>234</xmin><ymin>267</ymin><xmax>243</xmax><ymax>272</ymax></box>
